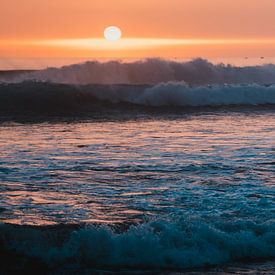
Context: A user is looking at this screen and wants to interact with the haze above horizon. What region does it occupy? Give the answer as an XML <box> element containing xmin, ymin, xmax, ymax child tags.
<box><xmin>1</xmin><ymin>0</ymin><xmax>275</xmax><ymax>69</ymax></box>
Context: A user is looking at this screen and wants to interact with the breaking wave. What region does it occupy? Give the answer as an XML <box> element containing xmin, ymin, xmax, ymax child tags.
<box><xmin>1</xmin><ymin>58</ymin><xmax>275</xmax><ymax>115</ymax></box>
<box><xmin>0</xmin><ymin>81</ymin><xmax>275</xmax><ymax>115</ymax></box>
<box><xmin>7</xmin><ymin>58</ymin><xmax>275</xmax><ymax>85</ymax></box>
<box><xmin>1</xmin><ymin>219</ymin><xmax>274</xmax><ymax>272</ymax></box>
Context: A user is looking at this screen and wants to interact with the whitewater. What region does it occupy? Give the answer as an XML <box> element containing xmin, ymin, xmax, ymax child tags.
<box><xmin>0</xmin><ymin>58</ymin><xmax>275</xmax><ymax>115</ymax></box>
<box><xmin>0</xmin><ymin>59</ymin><xmax>274</xmax><ymax>273</ymax></box>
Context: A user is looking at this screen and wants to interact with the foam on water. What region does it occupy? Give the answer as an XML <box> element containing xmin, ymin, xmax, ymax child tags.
<box><xmin>1</xmin><ymin>58</ymin><xmax>275</xmax><ymax>272</ymax></box>
<box><xmin>132</xmin><ymin>82</ymin><xmax>275</xmax><ymax>106</ymax></box>
<box><xmin>1</xmin><ymin>58</ymin><xmax>275</xmax><ymax>115</ymax></box>
<box><xmin>1</xmin><ymin>218</ymin><xmax>274</xmax><ymax>270</ymax></box>
<box><xmin>0</xmin><ymin>82</ymin><xmax>275</xmax><ymax>116</ymax></box>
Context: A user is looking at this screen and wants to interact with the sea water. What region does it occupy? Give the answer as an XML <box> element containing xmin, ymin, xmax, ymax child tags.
<box><xmin>0</xmin><ymin>59</ymin><xmax>275</xmax><ymax>273</ymax></box>
<box><xmin>0</xmin><ymin>110</ymin><xmax>274</xmax><ymax>273</ymax></box>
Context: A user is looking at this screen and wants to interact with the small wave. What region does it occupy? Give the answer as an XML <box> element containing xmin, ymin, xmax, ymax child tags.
<box><xmin>1</xmin><ymin>219</ymin><xmax>274</xmax><ymax>271</ymax></box>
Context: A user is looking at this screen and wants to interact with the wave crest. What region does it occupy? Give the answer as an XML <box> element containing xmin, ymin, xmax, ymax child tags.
<box><xmin>10</xmin><ymin>58</ymin><xmax>275</xmax><ymax>85</ymax></box>
<box><xmin>0</xmin><ymin>82</ymin><xmax>275</xmax><ymax>116</ymax></box>
<box><xmin>1</xmin><ymin>219</ymin><xmax>274</xmax><ymax>271</ymax></box>
<box><xmin>135</xmin><ymin>82</ymin><xmax>275</xmax><ymax>106</ymax></box>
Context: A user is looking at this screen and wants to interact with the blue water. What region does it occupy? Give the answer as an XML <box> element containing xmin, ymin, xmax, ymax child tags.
<box><xmin>1</xmin><ymin>58</ymin><xmax>275</xmax><ymax>272</ymax></box>
<box><xmin>0</xmin><ymin>110</ymin><xmax>274</xmax><ymax>272</ymax></box>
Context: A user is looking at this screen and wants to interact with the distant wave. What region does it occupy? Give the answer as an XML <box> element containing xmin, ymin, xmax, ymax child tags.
<box><xmin>8</xmin><ymin>58</ymin><xmax>275</xmax><ymax>85</ymax></box>
<box><xmin>0</xmin><ymin>82</ymin><xmax>275</xmax><ymax>116</ymax></box>
<box><xmin>1</xmin><ymin>219</ymin><xmax>274</xmax><ymax>271</ymax></box>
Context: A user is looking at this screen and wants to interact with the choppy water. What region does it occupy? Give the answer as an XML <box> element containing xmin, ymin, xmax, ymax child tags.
<box><xmin>0</xmin><ymin>110</ymin><xmax>274</xmax><ymax>273</ymax></box>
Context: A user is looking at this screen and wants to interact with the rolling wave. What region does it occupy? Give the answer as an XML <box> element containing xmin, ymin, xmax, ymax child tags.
<box><xmin>8</xmin><ymin>58</ymin><xmax>275</xmax><ymax>85</ymax></box>
<box><xmin>0</xmin><ymin>82</ymin><xmax>275</xmax><ymax>116</ymax></box>
<box><xmin>1</xmin><ymin>219</ymin><xmax>274</xmax><ymax>271</ymax></box>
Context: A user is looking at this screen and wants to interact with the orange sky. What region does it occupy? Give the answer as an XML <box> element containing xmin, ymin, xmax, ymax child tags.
<box><xmin>1</xmin><ymin>0</ymin><xmax>275</xmax><ymax>67</ymax></box>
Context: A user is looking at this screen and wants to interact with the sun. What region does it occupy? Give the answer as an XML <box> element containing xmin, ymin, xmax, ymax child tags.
<box><xmin>104</xmin><ymin>26</ymin><xmax>122</xmax><ymax>42</ymax></box>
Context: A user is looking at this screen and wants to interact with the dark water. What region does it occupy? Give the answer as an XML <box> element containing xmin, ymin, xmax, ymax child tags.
<box><xmin>1</xmin><ymin>58</ymin><xmax>275</xmax><ymax>272</ymax></box>
<box><xmin>0</xmin><ymin>110</ymin><xmax>274</xmax><ymax>273</ymax></box>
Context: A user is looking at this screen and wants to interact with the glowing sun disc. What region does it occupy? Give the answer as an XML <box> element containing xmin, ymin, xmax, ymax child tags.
<box><xmin>104</xmin><ymin>26</ymin><xmax>122</xmax><ymax>41</ymax></box>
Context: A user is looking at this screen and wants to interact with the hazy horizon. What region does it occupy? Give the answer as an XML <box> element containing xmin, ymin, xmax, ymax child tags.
<box><xmin>1</xmin><ymin>0</ymin><xmax>275</xmax><ymax>68</ymax></box>
<box><xmin>2</xmin><ymin>56</ymin><xmax>275</xmax><ymax>71</ymax></box>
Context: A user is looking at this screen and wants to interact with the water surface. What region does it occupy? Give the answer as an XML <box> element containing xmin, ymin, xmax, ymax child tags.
<box><xmin>0</xmin><ymin>110</ymin><xmax>274</xmax><ymax>272</ymax></box>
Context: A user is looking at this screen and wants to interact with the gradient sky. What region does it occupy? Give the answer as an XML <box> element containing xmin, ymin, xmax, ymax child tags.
<box><xmin>1</xmin><ymin>0</ymin><xmax>275</xmax><ymax>68</ymax></box>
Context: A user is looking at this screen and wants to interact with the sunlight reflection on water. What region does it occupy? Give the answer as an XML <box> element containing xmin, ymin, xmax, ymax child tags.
<box><xmin>0</xmin><ymin>111</ymin><xmax>274</xmax><ymax>225</ymax></box>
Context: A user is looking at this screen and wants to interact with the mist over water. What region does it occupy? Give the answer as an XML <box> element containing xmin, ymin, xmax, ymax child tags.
<box><xmin>13</xmin><ymin>58</ymin><xmax>275</xmax><ymax>85</ymax></box>
<box><xmin>1</xmin><ymin>58</ymin><xmax>275</xmax><ymax>273</ymax></box>
<box><xmin>1</xmin><ymin>58</ymin><xmax>274</xmax><ymax>113</ymax></box>
<box><xmin>0</xmin><ymin>58</ymin><xmax>275</xmax><ymax>116</ymax></box>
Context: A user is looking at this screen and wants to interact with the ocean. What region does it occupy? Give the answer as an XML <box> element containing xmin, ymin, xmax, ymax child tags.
<box><xmin>0</xmin><ymin>59</ymin><xmax>275</xmax><ymax>274</ymax></box>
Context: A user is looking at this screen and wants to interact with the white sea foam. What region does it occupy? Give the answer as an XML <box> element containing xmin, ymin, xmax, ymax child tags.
<box><xmin>0</xmin><ymin>82</ymin><xmax>275</xmax><ymax>113</ymax></box>
<box><xmin>1</xmin><ymin>219</ymin><xmax>274</xmax><ymax>269</ymax></box>
<box><xmin>132</xmin><ymin>82</ymin><xmax>275</xmax><ymax>106</ymax></box>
